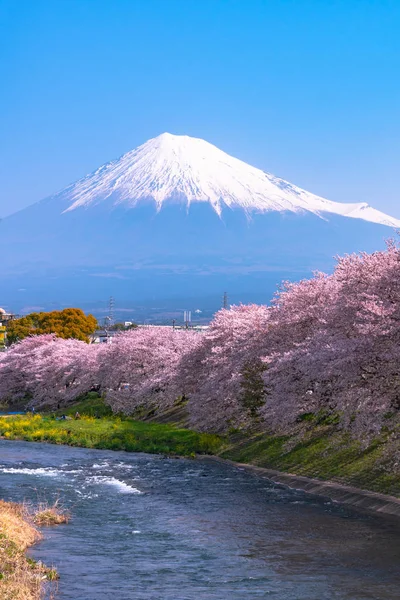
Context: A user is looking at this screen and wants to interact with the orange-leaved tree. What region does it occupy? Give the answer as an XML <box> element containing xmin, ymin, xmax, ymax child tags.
<box><xmin>6</xmin><ymin>308</ymin><xmax>98</xmax><ymax>344</ymax></box>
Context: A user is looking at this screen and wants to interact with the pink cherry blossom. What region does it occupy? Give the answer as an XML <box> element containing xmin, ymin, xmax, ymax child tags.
<box><xmin>1</xmin><ymin>241</ymin><xmax>400</xmax><ymax>437</ymax></box>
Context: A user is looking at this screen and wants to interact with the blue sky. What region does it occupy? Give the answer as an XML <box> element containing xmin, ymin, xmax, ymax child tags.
<box><xmin>1</xmin><ymin>0</ymin><xmax>399</xmax><ymax>218</ymax></box>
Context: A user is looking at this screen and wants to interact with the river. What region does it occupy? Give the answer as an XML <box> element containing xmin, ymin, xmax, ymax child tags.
<box><xmin>1</xmin><ymin>439</ymin><xmax>400</xmax><ymax>599</ymax></box>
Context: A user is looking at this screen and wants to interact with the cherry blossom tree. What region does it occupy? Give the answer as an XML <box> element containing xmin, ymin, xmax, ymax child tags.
<box><xmin>261</xmin><ymin>241</ymin><xmax>400</xmax><ymax>435</ymax></box>
<box><xmin>0</xmin><ymin>334</ymin><xmax>57</xmax><ymax>404</ymax></box>
<box><xmin>178</xmin><ymin>304</ymin><xmax>271</xmax><ymax>431</ymax></box>
<box><xmin>97</xmin><ymin>327</ymin><xmax>201</xmax><ymax>414</ymax></box>
<box><xmin>0</xmin><ymin>334</ymin><xmax>102</xmax><ymax>408</ymax></box>
<box><xmin>2</xmin><ymin>241</ymin><xmax>400</xmax><ymax>438</ymax></box>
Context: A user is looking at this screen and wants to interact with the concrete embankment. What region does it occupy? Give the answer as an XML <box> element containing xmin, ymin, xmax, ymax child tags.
<box><xmin>205</xmin><ymin>456</ymin><xmax>400</xmax><ymax>518</ymax></box>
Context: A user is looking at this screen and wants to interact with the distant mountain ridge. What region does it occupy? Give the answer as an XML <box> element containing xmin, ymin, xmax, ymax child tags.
<box><xmin>0</xmin><ymin>133</ymin><xmax>398</xmax><ymax>312</ymax></box>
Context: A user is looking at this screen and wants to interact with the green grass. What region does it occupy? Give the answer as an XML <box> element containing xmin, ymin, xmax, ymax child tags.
<box><xmin>0</xmin><ymin>413</ymin><xmax>223</xmax><ymax>457</ymax></box>
<box><xmin>53</xmin><ymin>392</ymin><xmax>114</xmax><ymax>418</ymax></box>
<box><xmin>2</xmin><ymin>395</ymin><xmax>400</xmax><ymax>498</ymax></box>
<box><xmin>220</xmin><ymin>425</ymin><xmax>400</xmax><ymax>497</ymax></box>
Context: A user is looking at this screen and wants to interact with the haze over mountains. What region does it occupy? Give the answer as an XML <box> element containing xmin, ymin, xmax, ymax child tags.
<box><xmin>1</xmin><ymin>133</ymin><xmax>398</xmax><ymax>316</ymax></box>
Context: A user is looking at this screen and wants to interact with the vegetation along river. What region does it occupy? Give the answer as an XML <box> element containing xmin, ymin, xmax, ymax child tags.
<box><xmin>1</xmin><ymin>440</ymin><xmax>400</xmax><ymax>600</ymax></box>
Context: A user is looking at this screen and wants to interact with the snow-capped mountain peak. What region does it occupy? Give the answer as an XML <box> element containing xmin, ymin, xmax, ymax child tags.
<box><xmin>2</xmin><ymin>133</ymin><xmax>399</xmax><ymax>310</ymax></box>
<box><xmin>60</xmin><ymin>133</ymin><xmax>400</xmax><ymax>227</ymax></box>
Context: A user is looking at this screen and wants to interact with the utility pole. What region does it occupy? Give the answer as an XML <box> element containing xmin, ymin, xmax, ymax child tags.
<box><xmin>108</xmin><ymin>296</ymin><xmax>115</xmax><ymax>326</ymax></box>
<box><xmin>103</xmin><ymin>296</ymin><xmax>115</xmax><ymax>343</ymax></box>
<box><xmin>223</xmin><ymin>291</ymin><xmax>228</xmax><ymax>309</ymax></box>
<box><xmin>183</xmin><ymin>310</ymin><xmax>191</xmax><ymax>329</ymax></box>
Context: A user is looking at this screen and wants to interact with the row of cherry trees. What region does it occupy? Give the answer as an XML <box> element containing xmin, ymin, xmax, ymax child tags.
<box><xmin>1</xmin><ymin>243</ymin><xmax>399</xmax><ymax>435</ymax></box>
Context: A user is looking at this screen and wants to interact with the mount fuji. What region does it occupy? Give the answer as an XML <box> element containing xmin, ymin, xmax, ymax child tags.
<box><xmin>1</xmin><ymin>133</ymin><xmax>398</xmax><ymax>312</ymax></box>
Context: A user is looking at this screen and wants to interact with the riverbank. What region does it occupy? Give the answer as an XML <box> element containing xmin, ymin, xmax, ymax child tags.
<box><xmin>0</xmin><ymin>500</ymin><xmax>64</xmax><ymax>599</ymax></box>
<box><xmin>3</xmin><ymin>439</ymin><xmax>400</xmax><ymax>600</ymax></box>
<box><xmin>219</xmin><ymin>423</ymin><xmax>400</xmax><ymax>497</ymax></box>
<box><xmin>204</xmin><ymin>457</ymin><xmax>400</xmax><ymax>518</ymax></box>
<box><xmin>1</xmin><ymin>398</ymin><xmax>400</xmax><ymax>513</ymax></box>
<box><xmin>0</xmin><ymin>413</ymin><xmax>221</xmax><ymax>457</ymax></box>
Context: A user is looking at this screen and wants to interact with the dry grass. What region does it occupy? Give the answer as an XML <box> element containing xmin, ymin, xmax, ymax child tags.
<box><xmin>0</xmin><ymin>500</ymin><xmax>40</xmax><ymax>550</ymax></box>
<box><xmin>32</xmin><ymin>501</ymin><xmax>70</xmax><ymax>527</ymax></box>
<box><xmin>0</xmin><ymin>499</ymin><xmax>64</xmax><ymax>600</ymax></box>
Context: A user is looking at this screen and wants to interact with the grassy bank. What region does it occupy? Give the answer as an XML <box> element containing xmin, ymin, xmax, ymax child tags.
<box><xmin>1</xmin><ymin>396</ymin><xmax>399</xmax><ymax>498</ymax></box>
<box><xmin>0</xmin><ymin>414</ymin><xmax>222</xmax><ymax>457</ymax></box>
<box><xmin>220</xmin><ymin>424</ymin><xmax>400</xmax><ymax>497</ymax></box>
<box><xmin>0</xmin><ymin>501</ymin><xmax>64</xmax><ymax>600</ymax></box>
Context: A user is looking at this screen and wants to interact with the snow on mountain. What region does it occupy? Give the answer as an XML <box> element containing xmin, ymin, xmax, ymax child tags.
<box><xmin>1</xmin><ymin>132</ymin><xmax>399</xmax><ymax>312</ymax></box>
<box><xmin>60</xmin><ymin>133</ymin><xmax>400</xmax><ymax>227</ymax></box>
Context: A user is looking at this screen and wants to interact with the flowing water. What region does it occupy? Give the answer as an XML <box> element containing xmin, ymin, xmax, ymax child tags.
<box><xmin>1</xmin><ymin>440</ymin><xmax>400</xmax><ymax>600</ymax></box>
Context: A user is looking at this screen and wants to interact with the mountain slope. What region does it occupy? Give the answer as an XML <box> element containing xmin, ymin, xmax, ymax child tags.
<box><xmin>0</xmin><ymin>133</ymin><xmax>398</xmax><ymax>312</ymax></box>
<box><xmin>56</xmin><ymin>132</ymin><xmax>398</xmax><ymax>226</ymax></box>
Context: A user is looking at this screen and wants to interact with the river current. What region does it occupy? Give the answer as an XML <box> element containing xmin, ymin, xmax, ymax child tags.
<box><xmin>0</xmin><ymin>440</ymin><xmax>400</xmax><ymax>599</ymax></box>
